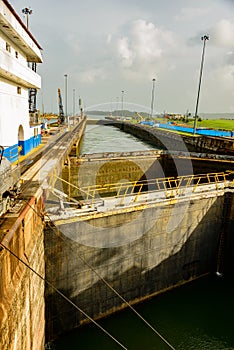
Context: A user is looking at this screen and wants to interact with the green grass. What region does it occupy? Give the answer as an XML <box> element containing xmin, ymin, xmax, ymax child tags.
<box><xmin>128</xmin><ymin>117</ymin><xmax>233</xmax><ymax>131</ymax></box>
<box><xmin>187</xmin><ymin>119</ymin><xmax>234</xmax><ymax>130</ymax></box>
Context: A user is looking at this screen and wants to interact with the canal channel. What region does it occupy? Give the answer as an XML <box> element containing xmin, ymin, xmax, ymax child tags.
<box><xmin>54</xmin><ymin>117</ymin><xmax>234</xmax><ymax>350</ymax></box>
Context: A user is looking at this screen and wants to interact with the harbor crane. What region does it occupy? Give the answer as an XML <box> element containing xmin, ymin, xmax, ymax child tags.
<box><xmin>58</xmin><ymin>88</ymin><xmax>65</xmax><ymax>124</ymax></box>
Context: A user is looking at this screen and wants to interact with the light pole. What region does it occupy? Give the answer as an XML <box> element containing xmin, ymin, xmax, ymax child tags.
<box><xmin>116</xmin><ymin>97</ymin><xmax>119</xmax><ymax>116</ymax></box>
<box><xmin>73</xmin><ymin>89</ymin><xmax>76</xmax><ymax>125</ymax></box>
<box><xmin>193</xmin><ymin>35</ymin><xmax>209</xmax><ymax>135</ymax></box>
<box><xmin>64</xmin><ymin>74</ymin><xmax>68</xmax><ymax>124</ymax></box>
<box><xmin>150</xmin><ymin>78</ymin><xmax>156</xmax><ymax>119</ymax></box>
<box><xmin>73</xmin><ymin>89</ymin><xmax>75</xmax><ymax>115</ymax></box>
<box><xmin>22</xmin><ymin>7</ymin><xmax>32</xmax><ymax>29</ymax></box>
<box><xmin>121</xmin><ymin>90</ymin><xmax>124</xmax><ymax>118</ymax></box>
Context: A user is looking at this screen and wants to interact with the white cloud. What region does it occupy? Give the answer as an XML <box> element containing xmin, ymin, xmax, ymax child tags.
<box><xmin>130</xmin><ymin>20</ymin><xmax>164</xmax><ymax>61</ymax></box>
<box><xmin>79</xmin><ymin>67</ymin><xmax>106</xmax><ymax>83</ymax></box>
<box><xmin>116</xmin><ymin>19</ymin><xmax>177</xmax><ymax>69</ymax></box>
<box><xmin>9</xmin><ymin>0</ymin><xmax>234</xmax><ymax>113</ymax></box>
<box><xmin>211</xmin><ymin>19</ymin><xmax>234</xmax><ymax>47</ymax></box>
<box><xmin>117</xmin><ymin>37</ymin><xmax>134</xmax><ymax>67</ymax></box>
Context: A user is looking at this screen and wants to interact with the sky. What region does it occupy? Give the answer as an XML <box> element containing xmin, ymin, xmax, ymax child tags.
<box><xmin>9</xmin><ymin>0</ymin><xmax>234</xmax><ymax>115</ymax></box>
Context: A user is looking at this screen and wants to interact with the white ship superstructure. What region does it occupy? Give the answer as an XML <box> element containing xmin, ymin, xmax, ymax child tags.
<box><xmin>0</xmin><ymin>0</ymin><xmax>42</xmax><ymax>162</ymax></box>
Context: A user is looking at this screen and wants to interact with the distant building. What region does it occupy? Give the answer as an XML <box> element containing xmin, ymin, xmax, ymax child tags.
<box><xmin>165</xmin><ymin>113</ymin><xmax>184</xmax><ymax>121</ymax></box>
<box><xmin>0</xmin><ymin>0</ymin><xmax>43</xmax><ymax>162</ymax></box>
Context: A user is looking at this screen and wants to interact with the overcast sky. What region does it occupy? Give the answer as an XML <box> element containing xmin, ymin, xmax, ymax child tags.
<box><xmin>9</xmin><ymin>0</ymin><xmax>234</xmax><ymax>115</ymax></box>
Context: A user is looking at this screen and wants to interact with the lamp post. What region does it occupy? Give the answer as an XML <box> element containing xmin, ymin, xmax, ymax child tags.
<box><xmin>64</xmin><ymin>74</ymin><xmax>68</xmax><ymax>124</ymax></box>
<box><xmin>73</xmin><ymin>89</ymin><xmax>76</xmax><ymax>125</ymax></box>
<box><xmin>193</xmin><ymin>35</ymin><xmax>209</xmax><ymax>135</ymax></box>
<box><xmin>121</xmin><ymin>90</ymin><xmax>124</xmax><ymax>118</ymax></box>
<box><xmin>150</xmin><ymin>78</ymin><xmax>156</xmax><ymax>119</ymax></box>
<box><xmin>22</xmin><ymin>7</ymin><xmax>32</xmax><ymax>29</ymax></box>
<box><xmin>73</xmin><ymin>89</ymin><xmax>75</xmax><ymax>116</ymax></box>
<box><xmin>116</xmin><ymin>97</ymin><xmax>119</xmax><ymax>116</ymax></box>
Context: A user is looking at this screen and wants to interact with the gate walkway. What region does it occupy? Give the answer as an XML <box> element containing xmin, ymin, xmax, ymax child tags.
<box><xmin>45</xmin><ymin>171</ymin><xmax>234</xmax><ymax>223</ymax></box>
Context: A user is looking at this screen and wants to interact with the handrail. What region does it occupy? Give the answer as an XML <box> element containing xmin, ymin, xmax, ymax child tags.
<box><xmin>48</xmin><ymin>171</ymin><xmax>233</xmax><ymax>207</ymax></box>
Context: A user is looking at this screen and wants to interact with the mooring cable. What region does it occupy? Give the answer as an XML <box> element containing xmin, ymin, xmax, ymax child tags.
<box><xmin>45</xmin><ymin>215</ymin><xmax>176</xmax><ymax>350</ymax></box>
<box><xmin>74</xmin><ymin>246</ymin><xmax>176</xmax><ymax>350</ymax></box>
<box><xmin>19</xmin><ymin>197</ymin><xmax>176</xmax><ymax>350</ymax></box>
<box><xmin>0</xmin><ymin>241</ymin><xmax>128</xmax><ymax>350</ymax></box>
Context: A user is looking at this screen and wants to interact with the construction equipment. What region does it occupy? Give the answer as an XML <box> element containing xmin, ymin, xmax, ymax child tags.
<box><xmin>136</xmin><ymin>112</ymin><xmax>145</xmax><ymax>122</ymax></box>
<box><xmin>58</xmin><ymin>88</ymin><xmax>65</xmax><ymax>124</ymax></box>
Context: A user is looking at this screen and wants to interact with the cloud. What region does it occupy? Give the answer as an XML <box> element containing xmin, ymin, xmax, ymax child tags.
<box><xmin>130</xmin><ymin>20</ymin><xmax>163</xmax><ymax>61</ymax></box>
<box><xmin>78</xmin><ymin>67</ymin><xmax>107</xmax><ymax>83</ymax></box>
<box><xmin>225</xmin><ymin>50</ymin><xmax>234</xmax><ymax>65</ymax></box>
<box><xmin>117</xmin><ymin>37</ymin><xmax>134</xmax><ymax>67</ymax></box>
<box><xmin>211</xmin><ymin>19</ymin><xmax>234</xmax><ymax>47</ymax></box>
<box><xmin>10</xmin><ymin>0</ymin><xmax>234</xmax><ymax>113</ymax></box>
<box><xmin>116</xmin><ymin>19</ymin><xmax>177</xmax><ymax>69</ymax></box>
<box><xmin>189</xmin><ymin>19</ymin><xmax>234</xmax><ymax>49</ymax></box>
<box><xmin>187</xmin><ymin>18</ymin><xmax>234</xmax><ymax>49</ymax></box>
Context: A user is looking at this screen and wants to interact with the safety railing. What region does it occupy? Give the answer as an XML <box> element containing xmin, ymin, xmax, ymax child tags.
<box><xmin>47</xmin><ymin>171</ymin><xmax>234</xmax><ymax>207</ymax></box>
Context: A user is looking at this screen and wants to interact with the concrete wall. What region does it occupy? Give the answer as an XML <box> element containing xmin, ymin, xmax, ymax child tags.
<box><xmin>62</xmin><ymin>151</ymin><xmax>234</xmax><ymax>198</ymax></box>
<box><xmin>0</xmin><ymin>194</ymin><xmax>45</xmax><ymax>350</ymax></box>
<box><xmin>62</xmin><ymin>151</ymin><xmax>163</xmax><ymax>197</ymax></box>
<box><xmin>223</xmin><ymin>192</ymin><xmax>234</xmax><ymax>273</ymax></box>
<box><xmin>100</xmin><ymin>120</ymin><xmax>196</xmax><ymax>152</ymax></box>
<box><xmin>0</xmin><ymin>119</ymin><xmax>87</xmax><ymax>349</ymax></box>
<box><xmin>101</xmin><ymin>119</ymin><xmax>234</xmax><ymax>155</ymax></box>
<box><xmin>45</xmin><ymin>189</ymin><xmax>232</xmax><ymax>340</ymax></box>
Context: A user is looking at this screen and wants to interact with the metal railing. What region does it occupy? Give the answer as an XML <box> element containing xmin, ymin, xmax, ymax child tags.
<box><xmin>47</xmin><ymin>171</ymin><xmax>234</xmax><ymax>207</ymax></box>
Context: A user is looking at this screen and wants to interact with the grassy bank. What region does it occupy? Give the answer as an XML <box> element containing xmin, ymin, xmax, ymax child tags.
<box><xmin>187</xmin><ymin>119</ymin><xmax>233</xmax><ymax>130</ymax></box>
<box><xmin>125</xmin><ymin>116</ymin><xmax>233</xmax><ymax>131</ymax></box>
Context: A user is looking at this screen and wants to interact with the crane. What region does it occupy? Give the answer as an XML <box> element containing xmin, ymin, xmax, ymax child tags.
<box><xmin>136</xmin><ymin>112</ymin><xmax>145</xmax><ymax>122</ymax></box>
<box><xmin>58</xmin><ymin>88</ymin><xmax>65</xmax><ymax>124</ymax></box>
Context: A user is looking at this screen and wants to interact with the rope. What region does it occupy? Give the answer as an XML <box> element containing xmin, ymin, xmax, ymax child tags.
<box><xmin>0</xmin><ymin>241</ymin><xmax>128</xmax><ymax>350</ymax></box>
<box><xmin>20</xmin><ymin>198</ymin><xmax>176</xmax><ymax>349</ymax></box>
<box><xmin>76</xmin><ymin>249</ymin><xmax>176</xmax><ymax>350</ymax></box>
<box><xmin>45</xmin><ymin>215</ymin><xmax>176</xmax><ymax>350</ymax></box>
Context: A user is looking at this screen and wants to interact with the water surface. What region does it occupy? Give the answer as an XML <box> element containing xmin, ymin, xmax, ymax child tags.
<box><xmin>80</xmin><ymin>123</ymin><xmax>160</xmax><ymax>154</ymax></box>
<box><xmin>54</xmin><ymin>275</ymin><xmax>234</xmax><ymax>350</ymax></box>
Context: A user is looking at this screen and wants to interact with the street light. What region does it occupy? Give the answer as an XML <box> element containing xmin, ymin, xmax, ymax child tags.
<box><xmin>193</xmin><ymin>35</ymin><xmax>209</xmax><ymax>135</ymax></box>
<box><xmin>73</xmin><ymin>89</ymin><xmax>75</xmax><ymax>116</ymax></box>
<box><xmin>150</xmin><ymin>78</ymin><xmax>156</xmax><ymax>119</ymax></box>
<box><xmin>22</xmin><ymin>7</ymin><xmax>32</xmax><ymax>29</ymax></box>
<box><xmin>116</xmin><ymin>97</ymin><xmax>119</xmax><ymax>116</ymax></box>
<box><xmin>64</xmin><ymin>74</ymin><xmax>68</xmax><ymax>124</ymax></box>
<box><xmin>73</xmin><ymin>89</ymin><xmax>76</xmax><ymax>124</ymax></box>
<box><xmin>121</xmin><ymin>90</ymin><xmax>124</xmax><ymax>118</ymax></box>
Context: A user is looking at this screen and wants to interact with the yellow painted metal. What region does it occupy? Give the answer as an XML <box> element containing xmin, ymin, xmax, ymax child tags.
<box><xmin>47</xmin><ymin>171</ymin><xmax>233</xmax><ymax>207</ymax></box>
